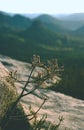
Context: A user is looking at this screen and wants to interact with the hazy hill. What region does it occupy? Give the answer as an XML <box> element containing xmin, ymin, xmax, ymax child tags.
<box><xmin>35</xmin><ymin>14</ymin><xmax>66</xmax><ymax>33</ymax></box>
<box><xmin>0</xmin><ymin>11</ymin><xmax>84</xmax><ymax>60</ymax></box>
<box><xmin>60</xmin><ymin>20</ymin><xmax>83</xmax><ymax>31</ymax></box>
<box><xmin>0</xmin><ymin>17</ymin><xmax>84</xmax><ymax>61</ymax></box>
<box><xmin>1</xmin><ymin>11</ymin><xmax>84</xmax><ymax>32</ymax></box>
<box><xmin>11</xmin><ymin>15</ymin><xmax>32</xmax><ymax>29</ymax></box>
<box><xmin>22</xmin><ymin>13</ymin><xmax>84</xmax><ymax>31</ymax></box>
<box><xmin>35</xmin><ymin>14</ymin><xmax>60</xmax><ymax>24</ymax></box>
<box><xmin>0</xmin><ymin>18</ymin><xmax>74</xmax><ymax>60</ymax></box>
<box><xmin>59</xmin><ymin>13</ymin><xmax>84</xmax><ymax>21</ymax></box>
<box><xmin>0</xmin><ymin>12</ymin><xmax>66</xmax><ymax>33</ymax></box>
<box><xmin>73</xmin><ymin>25</ymin><xmax>84</xmax><ymax>35</ymax></box>
<box><xmin>54</xmin><ymin>13</ymin><xmax>84</xmax><ymax>31</ymax></box>
<box><xmin>35</xmin><ymin>14</ymin><xmax>84</xmax><ymax>31</ymax></box>
<box><xmin>21</xmin><ymin>20</ymin><xmax>61</xmax><ymax>45</ymax></box>
<box><xmin>0</xmin><ymin>12</ymin><xmax>32</xmax><ymax>30</ymax></box>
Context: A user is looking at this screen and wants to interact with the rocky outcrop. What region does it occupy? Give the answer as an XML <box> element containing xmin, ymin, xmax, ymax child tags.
<box><xmin>0</xmin><ymin>62</ymin><xmax>17</xmax><ymax>121</ymax></box>
<box><xmin>0</xmin><ymin>62</ymin><xmax>30</xmax><ymax>130</ymax></box>
<box><xmin>0</xmin><ymin>55</ymin><xmax>84</xmax><ymax>130</ymax></box>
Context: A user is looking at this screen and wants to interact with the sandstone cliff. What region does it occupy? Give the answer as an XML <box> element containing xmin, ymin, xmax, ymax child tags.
<box><xmin>0</xmin><ymin>62</ymin><xmax>30</xmax><ymax>130</ymax></box>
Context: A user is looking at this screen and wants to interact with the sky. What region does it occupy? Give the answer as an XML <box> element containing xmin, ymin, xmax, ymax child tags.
<box><xmin>0</xmin><ymin>0</ymin><xmax>84</xmax><ymax>14</ymax></box>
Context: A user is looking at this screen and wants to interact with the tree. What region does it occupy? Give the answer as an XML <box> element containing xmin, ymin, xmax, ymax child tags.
<box><xmin>1</xmin><ymin>55</ymin><xmax>63</xmax><ymax>130</ymax></box>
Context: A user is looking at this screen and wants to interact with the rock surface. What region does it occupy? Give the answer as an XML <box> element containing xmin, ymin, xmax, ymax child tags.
<box><xmin>0</xmin><ymin>62</ymin><xmax>31</xmax><ymax>130</ymax></box>
<box><xmin>0</xmin><ymin>55</ymin><xmax>84</xmax><ymax>130</ymax></box>
<box><xmin>0</xmin><ymin>62</ymin><xmax>17</xmax><ymax>122</ymax></box>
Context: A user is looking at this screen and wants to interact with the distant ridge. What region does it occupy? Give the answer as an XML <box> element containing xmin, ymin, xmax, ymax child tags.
<box><xmin>73</xmin><ymin>25</ymin><xmax>84</xmax><ymax>35</ymax></box>
<box><xmin>21</xmin><ymin>20</ymin><xmax>59</xmax><ymax>45</ymax></box>
<box><xmin>0</xmin><ymin>11</ymin><xmax>32</xmax><ymax>30</ymax></box>
<box><xmin>58</xmin><ymin>13</ymin><xmax>84</xmax><ymax>21</ymax></box>
<box><xmin>35</xmin><ymin>14</ymin><xmax>66</xmax><ymax>33</ymax></box>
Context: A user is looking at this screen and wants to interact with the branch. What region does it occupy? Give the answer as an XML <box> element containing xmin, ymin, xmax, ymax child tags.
<box><xmin>8</xmin><ymin>98</ymin><xmax>47</xmax><ymax>121</ymax></box>
<box><xmin>27</xmin><ymin>98</ymin><xmax>47</xmax><ymax>120</ymax></box>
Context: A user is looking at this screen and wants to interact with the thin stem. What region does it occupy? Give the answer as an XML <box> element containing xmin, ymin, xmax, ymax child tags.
<box><xmin>20</xmin><ymin>66</ymin><xmax>35</xmax><ymax>97</ymax></box>
<box><xmin>27</xmin><ymin>98</ymin><xmax>47</xmax><ymax>120</ymax></box>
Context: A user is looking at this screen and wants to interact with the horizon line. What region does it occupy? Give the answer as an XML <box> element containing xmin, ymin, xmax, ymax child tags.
<box><xmin>0</xmin><ymin>10</ymin><xmax>84</xmax><ymax>15</ymax></box>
